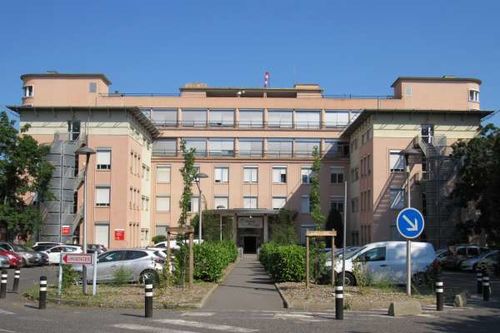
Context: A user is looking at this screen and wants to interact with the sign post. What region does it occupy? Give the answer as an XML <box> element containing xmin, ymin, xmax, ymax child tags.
<box><xmin>92</xmin><ymin>251</ymin><xmax>98</xmax><ymax>296</ymax></box>
<box><xmin>62</xmin><ymin>254</ymin><xmax>97</xmax><ymax>296</ymax></box>
<box><xmin>396</xmin><ymin>207</ymin><xmax>425</xmax><ymax>296</ymax></box>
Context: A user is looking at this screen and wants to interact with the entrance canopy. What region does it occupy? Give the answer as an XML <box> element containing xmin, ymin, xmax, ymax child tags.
<box><xmin>204</xmin><ymin>208</ymin><xmax>279</xmax><ymax>217</ymax></box>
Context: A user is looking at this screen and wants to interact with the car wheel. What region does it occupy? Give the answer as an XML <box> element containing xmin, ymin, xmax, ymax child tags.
<box><xmin>139</xmin><ymin>270</ymin><xmax>158</xmax><ymax>284</ymax></box>
<box><xmin>343</xmin><ymin>272</ymin><xmax>356</xmax><ymax>286</ymax></box>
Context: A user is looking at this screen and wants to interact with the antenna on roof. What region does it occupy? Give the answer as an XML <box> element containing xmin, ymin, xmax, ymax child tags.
<box><xmin>264</xmin><ymin>71</ymin><xmax>270</xmax><ymax>88</ymax></box>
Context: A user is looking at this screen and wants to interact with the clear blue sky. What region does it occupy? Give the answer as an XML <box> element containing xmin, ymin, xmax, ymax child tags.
<box><xmin>1</xmin><ymin>0</ymin><xmax>498</xmax><ymax>124</ymax></box>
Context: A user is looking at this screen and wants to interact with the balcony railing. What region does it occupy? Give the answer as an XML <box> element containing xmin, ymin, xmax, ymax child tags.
<box><xmin>151</xmin><ymin>119</ymin><xmax>354</xmax><ymax>129</ymax></box>
<box><xmin>152</xmin><ymin>148</ymin><xmax>349</xmax><ymax>159</ymax></box>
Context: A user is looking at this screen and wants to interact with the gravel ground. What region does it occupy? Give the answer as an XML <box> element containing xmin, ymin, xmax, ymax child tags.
<box><xmin>277</xmin><ymin>282</ymin><xmax>435</xmax><ymax>311</ymax></box>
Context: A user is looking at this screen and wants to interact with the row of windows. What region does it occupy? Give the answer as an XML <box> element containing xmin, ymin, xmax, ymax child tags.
<box><xmin>153</xmin><ymin>138</ymin><xmax>349</xmax><ymax>158</ymax></box>
<box><xmin>95</xmin><ymin>149</ymin><xmax>150</xmax><ymax>180</ymax></box>
<box><xmin>156</xmin><ymin>165</ymin><xmax>345</xmax><ymax>185</ymax></box>
<box><xmin>142</xmin><ymin>108</ymin><xmax>361</xmax><ymax>129</ymax></box>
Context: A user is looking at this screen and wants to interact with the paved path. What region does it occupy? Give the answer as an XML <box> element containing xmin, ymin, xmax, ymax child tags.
<box><xmin>203</xmin><ymin>254</ymin><xmax>284</xmax><ymax>311</ymax></box>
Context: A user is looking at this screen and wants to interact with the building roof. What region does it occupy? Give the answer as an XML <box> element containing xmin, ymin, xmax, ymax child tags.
<box><xmin>391</xmin><ymin>76</ymin><xmax>481</xmax><ymax>87</ymax></box>
<box><xmin>20</xmin><ymin>73</ymin><xmax>112</xmax><ymax>85</ymax></box>
<box><xmin>340</xmin><ymin>109</ymin><xmax>494</xmax><ymax>138</ymax></box>
<box><xmin>7</xmin><ymin>105</ymin><xmax>159</xmax><ymax>138</ymax></box>
<box><xmin>180</xmin><ymin>83</ymin><xmax>323</xmax><ymax>98</ymax></box>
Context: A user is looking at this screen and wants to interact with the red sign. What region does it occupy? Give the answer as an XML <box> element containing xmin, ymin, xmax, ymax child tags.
<box><xmin>63</xmin><ymin>254</ymin><xmax>93</xmax><ymax>265</ymax></box>
<box><xmin>61</xmin><ymin>225</ymin><xmax>71</xmax><ymax>235</ymax></box>
<box><xmin>114</xmin><ymin>229</ymin><xmax>125</xmax><ymax>241</ymax></box>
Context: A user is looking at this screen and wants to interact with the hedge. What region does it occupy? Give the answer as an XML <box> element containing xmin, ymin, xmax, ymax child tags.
<box><xmin>259</xmin><ymin>242</ymin><xmax>306</xmax><ymax>282</ymax></box>
<box><xmin>175</xmin><ymin>240</ymin><xmax>238</xmax><ymax>283</ymax></box>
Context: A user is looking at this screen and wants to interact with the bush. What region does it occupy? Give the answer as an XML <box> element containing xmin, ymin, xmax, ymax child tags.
<box><xmin>259</xmin><ymin>242</ymin><xmax>306</xmax><ymax>282</ymax></box>
<box><xmin>152</xmin><ymin>235</ymin><xmax>167</xmax><ymax>244</ymax></box>
<box><xmin>62</xmin><ymin>265</ymin><xmax>80</xmax><ymax>290</ymax></box>
<box><xmin>112</xmin><ymin>266</ymin><xmax>132</xmax><ymax>285</ymax></box>
<box><xmin>174</xmin><ymin>240</ymin><xmax>238</xmax><ymax>283</ymax></box>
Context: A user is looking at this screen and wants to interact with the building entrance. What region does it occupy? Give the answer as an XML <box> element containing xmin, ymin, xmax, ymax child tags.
<box><xmin>243</xmin><ymin>236</ymin><xmax>257</xmax><ymax>253</ymax></box>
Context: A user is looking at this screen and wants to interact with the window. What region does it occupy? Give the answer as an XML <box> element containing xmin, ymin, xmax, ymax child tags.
<box><xmin>67</xmin><ymin>120</ymin><xmax>81</xmax><ymax>141</ymax></box>
<box><xmin>156</xmin><ymin>166</ymin><xmax>171</xmax><ymax>183</ymax></box>
<box><xmin>330</xmin><ymin>167</ymin><xmax>344</xmax><ymax>183</ymax></box>
<box><xmin>209</xmin><ymin>109</ymin><xmax>234</xmax><ymax>127</ymax></box>
<box><xmin>330</xmin><ymin>198</ymin><xmax>344</xmax><ymax>213</ymax></box>
<box><xmin>214</xmin><ymin>167</ymin><xmax>229</xmax><ymax>183</ymax></box>
<box><xmin>151</xmin><ymin>108</ymin><xmax>178</xmax><ymax>126</ymax></box>
<box><xmin>239</xmin><ymin>139</ymin><xmax>263</xmax><ymax>157</ymax></box>
<box><xmin>152</xmin><ymin>139</ymin><xmax>177</xmax><ymax>156</ymax></box>
<box><xmin>295</xmin><ymin>110</ymin><xmax>320</xmax><ymax>129</ymax></box>
<box><xmin>214</xmin><ymin>196</ymin><xmax>228</xmax><ymax>209</ymax></box>
<box><xmin>295</xmin><ymin>139</ymin><xmax>321</xmax><ymax>157</ymax></box>
<box><xmin>100</xmin><ymin>251</ymin><xmax>126</xmax><ymax>262</ymax></box>
<box><xmin>96</xmin><ymin>149</ymin><xmax>111</xmax><ymax>170</ymax></box>
<box><xmin>325</xmin><ymin>111</ymin><xmax>349</xmax><ymax>127</ymax></box>
<box><xmin>272</xmin><ymin>197</ymin><xmax>286</xmax><ymax>210</ymax></box>
<box><xmin>389</xmin><ymin>150</ymin><xmax>405</xmax><ymax>172</ymax></box>
<box><xmin>390</xmin><ymin>188</ymin><xmax>405</xmax><ymax>210</ymax></box>
<box><xmin>301</xmin><ymin>195</ymin><xmax>310</xmax><ymax>213</ymax></box>
<box><xmin>301</xmin><ymin>168</ymin><xmax>313</xmax><ymax>184</ymax></box>
<box><xmin>95</xmin><ymin>224</ymin><xmax>109</xmax><ymax>248</ymax></box>
<box><xmin>190</xmin><ymin>196</ymin><xmax>199</xmax><ymax>213</ymax></box>
<box><xmin>23</xmin><ymin>85</ymin><xmax>34</xmax><ymax>97</ymax></box>
<box><xmin>469</xmin><ymin>90</ymin><xmax>480</xmax><ymax>102</ymax></box>
<box><xmin>239</xmin><ymin>109</ymin><xmax>263</xmax><ymax>128</ymax></box>
<box><xmin>89</xmin><ymin>82</ymin><xmax>97</xmax><ymax>93</ymax></box>
<box><xmin>185</xmin><ymin>138</ymin><xmax>207</xmax><ymax>157</ymax></box>
<box><xmin>96</xmin><ymin>186</ymin><xmax>111</xmax><ymax>207</ymax></box>
<box><xmin>350</xmin><ymin>111</ymin><xmax>361</xmax><ymax>123</ymax></box>
<box><xmin>359</xmin><ymin>247</ymin><xmax>386</xmax><ymax>262</ymax></box>
<box><xmin>182</xmin><ymin>109</ymin><xmax>207</xmax><ymax>127</ymax></box>
<box><xmin>155</xmin><ymin>225</ymin><xmax>168</xmax><ymax>236</ymax></box>
<box><xmin>268</xmin><ymin>109</ymin><xmax>293</xmax><ymax>128</ymax></box>
<box><xmin>209</xmin><ymin>139</ymin><xmax>234</xmax><ymax>156</ymax></box>
<box><xmin>156</xmin><ymin>196</ymin><xmax>170</xmax><ymax>212</ymax></box>
<box><xmin>243</xmin><ymin>167</ymin><xmax>258</xmax><ymax>183</ymax></box>
<box><xmin>126</xmin><ymin>250</ymin><xmax>148</xmax><ymax>260</ymax></box>
<box><xmin>272</xmin><ymin>167</ymin><xmax>287</xmax><ymax>183</ymax></box>
<box><xmin>243</xmin><ymin>196</ymin><xmax>257</xmax><ymax>209</ymax></box>
<box><xmin>351</xmin><ymin>197</ymin><xmax>359</xmax><ymax>213</ymax></box>
<box><xmin>268</xmin><ymin>139</ymin><xmax>293</xmax><ymax>157</ymax></box>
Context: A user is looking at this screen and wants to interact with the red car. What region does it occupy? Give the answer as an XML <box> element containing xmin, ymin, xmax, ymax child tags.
<box><xmin>0</xmin><ymin>249</ymin><xmax>22</xmax><ymax>268</ymax></box>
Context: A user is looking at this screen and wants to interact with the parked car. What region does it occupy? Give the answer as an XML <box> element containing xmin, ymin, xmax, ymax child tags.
<box><xmin>0</xmin><ymin>255</ymin><xmax>10</xmax><ymax>269</ymax></box>
<box><xmin>87</xmin><ymin>244</ymin><xmax>107</xmax><ymax>255</ymax></box>
<box><xmin>42</xmin><ymin>245</ymin><xmax>83</xmax><ymax>264</ymax></box>
<box><xmin>459</xmin><ymin>250</ymin><xmax>498</xmax><ymax>271</ymax></box>
<box><xmin>153</xmin><ymin>239</ymin><xmax>203</xmax><ymax>249</ymax></box>
<box><xmin>0</xmin><ymin>242</ymin><xmax>45</xmax><ymax>266</ymax></box>
<box><xmin>0</xmin><ymin>248</ymin><xmax>22</xmax><ymax>268</ymax></box>
<box><xmin>73</xmin><ymin>249</ymin><xmax>164</xmax><ymax>283</ymax></box>
<box><xmin>327</xmin><ymin>241</ymin><xmax>436</xmax><ymax>286</ymax></box>
<box><xmin>476</xmin><ymin>250</ymin><xmax>500</xmax><ymax>273</ymax></box>
<box><xmin>441</xmin><ymin>244</ymin><xmax>489</xmax><ymax>270</ymax></box>
<box><xmin>32</xmin><ymin>242</ymin><xmax>63</xmax><ymax>252</ymax></box>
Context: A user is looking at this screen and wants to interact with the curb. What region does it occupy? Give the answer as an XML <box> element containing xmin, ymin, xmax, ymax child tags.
<box><xmin>274</xmin><ymin>283</ymin><xmax>291</xmax><ymax>309</ymax></box>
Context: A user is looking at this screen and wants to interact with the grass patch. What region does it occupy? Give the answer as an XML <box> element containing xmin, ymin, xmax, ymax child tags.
<box><xmin>24</xmin><ymin>281</ymin><xmax>216</xmax><ymax>309</ymax></box>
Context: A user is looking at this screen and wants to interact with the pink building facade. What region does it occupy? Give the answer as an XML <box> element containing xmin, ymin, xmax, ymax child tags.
<box><xmin>8</xmin><ymin>73</ymin><xmax>490</xmax><ymax>250</ymax></box>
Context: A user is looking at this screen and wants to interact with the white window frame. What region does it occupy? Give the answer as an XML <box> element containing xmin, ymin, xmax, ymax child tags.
<box><xmin>243</xmin><ymin>167</ymin><xmax>258</xmax><ymax>183</ymax></box>
<box><xmin>95</xmin><ymin>186</ymin><xmax>111</xmax><ymax>207</ymax></box>
<box><xmin>301</xmin><ymin>167</ymin><xmax>313</xmax><ymax>184</ymax></box>
<box><xmin>469</xmin><ymin>90</ymin><xmax>480</xmax><ymax>102</ymax></box>
<box><xmin>272</xmin><ymin>197</ymin><xmax>287</xmax><ymax>210</ymax></box>
<box><xmin>96</xmin><ymin>148</ymin><xmax>111</xmax><ymax>170</ymax></box>
<box><xmin>389</xmin><ymin>150</ymin><xmax>405</xmax><ymax>172</ymax></box>
<box><xmin>214</xmin><ymin>196</ymin><xmax>229</xmax><ymax>209</ymax></box>
<box><xmin>190</xmin><ymin>196</ymin><xmax>199</xmax><ymax>213</ymax></box>
<box><xmin>156</xmin><ymin>165</ymin><xmax>171</xmax><ymax>183</ymax></box>
<box><xmin>156</xmin><ymin>196</ymin><xmax>171</xmax><ymax>212</ymax></box>
<box><xmin>23</xmin><ymin>85</ymin><xmax>34</xmax><ymax>97</ymax></box>
<box><xmin>214</xmin><ymin>167</ymin><xmax>229</xmax><ymax>183</ymax></box>
<box><xmin>272</xmin><ymin>167</ymin><xmax>287</xmax><ymax>184</ymax></box>
<box><xmin>243</xmin><ymin>196</ymin><xmax>258</xmax><ymax>209</ymax></box>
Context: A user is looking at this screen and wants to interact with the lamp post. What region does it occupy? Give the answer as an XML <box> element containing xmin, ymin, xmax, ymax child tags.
<box><xmin>76</xmin><ymin>146</ymin><xmax>95</xmax><ymax>295</ymax></box>
<box><xmin>194</xmin><ymin>172</ymin><xmax>208</xmax><ymax>243</ymax></box>
<box><xmin>400</xmin><ymin>148</ymin><xmax>420</xmax><ymax>296</ymax></box>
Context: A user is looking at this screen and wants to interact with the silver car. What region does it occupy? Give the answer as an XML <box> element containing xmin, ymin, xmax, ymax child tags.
<box><xmin>74</xmin><ymin>249</ymin><xmax>164</xmax><ymax>283</ymax></box>
<box><xmin>0</xmin><ymin>255</ymin><xmax>9</xmax><ymax>269</ymax></box>
<box><xmin>0</xmin><ymin>242</ymin><xmax>44</xmax><ymax>266</ymax></box>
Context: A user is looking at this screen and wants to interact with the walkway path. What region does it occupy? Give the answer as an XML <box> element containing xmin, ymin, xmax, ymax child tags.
<box><xmin>203</xmin><ymin>254</ymin><xmax>284</xmax><ymax>311</ymax></box>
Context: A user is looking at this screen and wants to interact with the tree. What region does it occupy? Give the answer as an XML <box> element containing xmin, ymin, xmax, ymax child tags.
<box><xmin>178</xmin><ymin>140</ymin><xmax>197</xmax><ymax>228</ymax></box>
<box><xmin>325</xmin><ymin>208</ymin><xmax>343</xmax><ymax>248</ymax></box>
<box><xmin>269</xmin><ymin>209</ymin><xmax>298</xmax><ymax>245</ymax></box>
<box><xmin>451</xmin><ymin>124</ymin><xmax>500</xmax><ymax>245</ymax></box>
<box><xmin>310</xmin><ymin>146</ymin><xmax>325</xmax><ymax>229</ymax></box>
<box><xmin>0</xmin><ymin>112</ymin><xmax>53</xmax><ymax>240</ymax></box>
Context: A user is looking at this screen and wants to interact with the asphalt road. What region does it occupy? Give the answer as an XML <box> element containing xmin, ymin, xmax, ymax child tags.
<box><xmin>1</xmin><ymin>266</ymin><xmax>500</xmax><ymax>333</ymax></box>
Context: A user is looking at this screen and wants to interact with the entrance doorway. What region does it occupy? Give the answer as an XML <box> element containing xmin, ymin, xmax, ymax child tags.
<box><xmin>243</xmin><ymin>236</ymin><xmax>257</xmax><ymax>254</ymax></box>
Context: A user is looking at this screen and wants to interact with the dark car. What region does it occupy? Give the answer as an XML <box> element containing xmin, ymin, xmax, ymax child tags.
<box><xmin>0</xmin><ymin>242</ymin><xmax>45</xmax><ymax>266</ymax></box>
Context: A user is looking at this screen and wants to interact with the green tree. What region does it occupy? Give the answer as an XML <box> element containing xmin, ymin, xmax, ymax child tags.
<box><xmin>451</xmin><ymin>124</ymin><xmax>500</xmax><ymax>244</ymax></box>
<box><xmin>0</xmin><ymin>112</ymin><xmax>53</xmax><ymax>240</ymax></box>
<box><xmin>178</xmin><ymin>140</ymin><xmax>197</xmax><ymax>228</ymax></box>
<box><xmin>269</xmin><ymin>209</ymin><xmax>298</xmax><ymax>245</ymax></box>
<box><xmin>310</xmin><ymin>146</ymin><xmax>325</xmax><ymax>229</ymax></box>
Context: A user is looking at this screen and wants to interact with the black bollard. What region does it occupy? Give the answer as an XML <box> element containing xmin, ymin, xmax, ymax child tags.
<box><xmin>12</xmin><ymin>269</ymin><xmax>20</xmax><ymax>293</ymax></box>
<box><xmin>335</xmin><ymin>284</ymin><xmax>344</xmax><ymax>320</ymax></box>
<box><xmin>0</xmin><ymin>269</ymin><xmax>7</xmax><ymax>299</ymax></box>
<box><xmin>435</xmin><ymin>278</ymin><xmax>444</xmax><ymax>311</ymax></box>
<box><xmin>39</xmin><ymin>276</ymin><xmax>47</xmax><ymax>309</ymax></box>
<box><xmin>482</xmin><ymin>272</ymin><xmax>490</xmax><ymax>302</ymax></box>
<box><xmin>477</xmin><ymin>271</ymin><xmax>483</xmax><ymax>294</ymax></box>
<box><xmin>145</xmin><ymin>278</ymin><xmax>153</xmax><ymax>318</ymax></box>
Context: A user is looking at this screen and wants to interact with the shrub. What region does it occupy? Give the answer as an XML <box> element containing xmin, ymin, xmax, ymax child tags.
<box><xmin>112</xmin><ymin>266</ymin><xmax>132</xmax><ymax>285</ymax></box>
<box><xmin>259</xmin><ymin>242</ymin><xmax>306</xmax><ymax>282</ymax></box>
<box><xmin>174</xmin><ymin>240</ymin><xmax>238</xmax><ymax>283</ymax></box>
<box><xmin>152</xmin><ymin>235</ymin><xmax>167</xmax><ymax>244</ymax></box>
<box><xmin>62</xmin><ymin>265</ymin><xmax>80</xmax><ymax>290</ymax></box>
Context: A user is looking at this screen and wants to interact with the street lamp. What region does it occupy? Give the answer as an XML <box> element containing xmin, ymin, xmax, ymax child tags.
<box><xmin>76</xmin><ymin>145</ymin><xmax>95</xmax><ymax>295</ymax></box>
<box><xmin>194</xmin><ymin>172</ymin><xmax>209</xmax><ymax>243</ymax></box>
<box><xmin>399</xmin><ymin>147</ymin><xmax>420</xmax><ymax>296</ymax></box>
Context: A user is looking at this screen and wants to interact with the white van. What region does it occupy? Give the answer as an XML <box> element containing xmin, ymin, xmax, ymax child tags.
<box><xmin>328</xmin><ymin>241</ymin><xmax>436</xmax><ymax>286</ymax></box>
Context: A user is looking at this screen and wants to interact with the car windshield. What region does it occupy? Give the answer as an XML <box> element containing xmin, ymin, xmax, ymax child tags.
<box><xmin>345</xmin><ymin>246</ymin><xmax>366</xmax><ymax>260</ymax></box>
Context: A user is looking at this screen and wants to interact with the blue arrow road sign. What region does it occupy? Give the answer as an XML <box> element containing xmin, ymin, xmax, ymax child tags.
<box><xmin>396</xmin><ymin>208</ymin><xmax>425</xmax><ymax>239</ymax></box>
